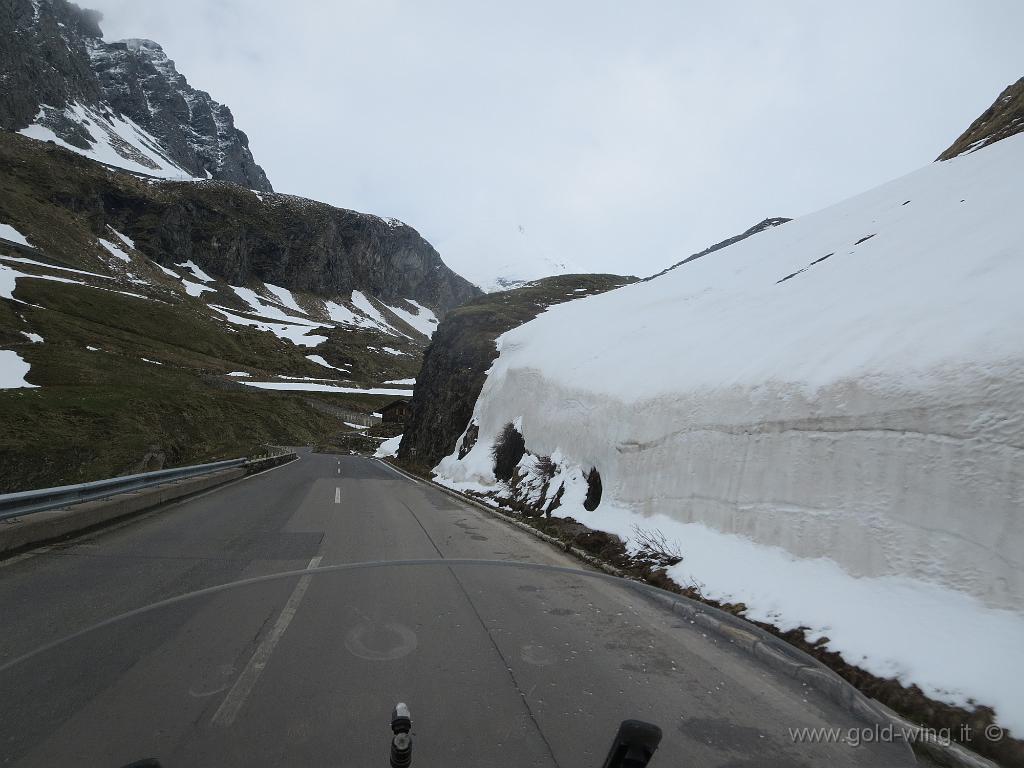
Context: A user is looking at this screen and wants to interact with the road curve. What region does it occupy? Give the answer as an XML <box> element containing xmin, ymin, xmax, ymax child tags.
<box><xmin>0</xmin><ymin>452</ymin><xmax>915</xmax><ymax>767</ymax></box>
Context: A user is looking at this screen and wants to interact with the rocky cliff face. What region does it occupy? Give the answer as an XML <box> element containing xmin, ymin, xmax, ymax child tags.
<box><xmin>0</xmin><ymin>0</ymin><xmax>272</xmax><ymax>190</ymax></box>
<box><xmin>397</xmin><ymin>274</ymin><xmax>636</xmax><ymax>470</ymax></box>
<box><xmin>938</xmin><ymin>76</ymin><xmax>1024</xmax><ymax>161</ymax></box>
<box><xmin>0</xmin><ymin>132</ymin><xmax>479</xmax><ymax>311</ymax></box>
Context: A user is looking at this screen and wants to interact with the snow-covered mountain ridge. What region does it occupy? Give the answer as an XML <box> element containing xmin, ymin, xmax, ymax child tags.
<box><xmin>432</xmin><ymin>109</ymin><xmax>1024</xmax><ymax>737</ymax></box>
<box><xmin>0</xmin><ymin>0</ymin><xmax>271</xmax><ymax>188</ymax></box>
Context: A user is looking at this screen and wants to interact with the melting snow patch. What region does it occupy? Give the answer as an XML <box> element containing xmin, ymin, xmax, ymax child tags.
<box><xmin>19</xmin><ymin>102</ymin><xmax>196</xmax><ymax>180</ymax></box>
<box><xmin>351</xmin><ymin>291</ymin><xmax>398</xmax><ymax>335</ymax></box>
<box><xmin>210</xmin><ymin>306</ymin><xmax>328</xmax><ymax>347</ymax></box>
<box><xmin>140</xmin><ymin>358</ymin><xmax>163</xmax><ymax>365</ymax></box>
<box><xmin>0</xmin><ymin>255</ymin><xmax>112</xmax><ymax>280</ymax></box>
<box><xmin>382</xmin><ymin>347</ymin><xmax>407</xmax><ymax>356</ymax></box>
<box><xmin>183</xmin><ymin>280</ymin><xmax>214</xmax><ymax>297</ymax></box>
<box><xmin>21</xmin><ymin>332</ymin><xmax>43</xmax><ymax>344</ymax></box>
<box><xmin>108</xmin><ymin>227</ymin><xmax>136</xmax><ymax>250</ymax></box>
<box><xmin>226</xmin><ymin>371</ymin><xmax>252</xmax><ymax>377</ymax></box>
<box><xmin>384</xmin><ymin>378</ymin><xmax>416</xmax><ymax>385</ymax></box>
<box><xmin>238</xmin><ymin>381</ymin><xmax>415</xmax><ymax>395</ymax></box>
<box><xmin>176</xmin><ymin>260</ymin><xmax>215</xmax><ymax>283</ymax></box>
<box><xmin>232</xmin><ymin>286</ymin><xmax>307</xmax><ymax>323</ymax></box>
<box><xmin>154</xmin><ymin>263</ymin><xmax>180</xmax><ymax>279</ymax></box>
<box><xmin>264</xmin><ymin>284</ymin><xmax>306</xmax><ymax>315</ymax></box>
<box><xmin>99</xmin><ymin>238</ymin><xmax>131</xmax><ymax>263</ymax></box>
<box><xmin>0</xmin><ymin>223</ymin><xmax>31</xmax><ymax>247</ymax></box>
<box><xmin>0</xmin><ymin>350</ymin><xmax>36</xmax><ymax>389</ymax></box>
<box><xmin>387</xmin><ymin>300</ymin><xmax>439</xmax><ymax>338</ymax></box>
<box><xmin>306</xmin><ymin>354</ymin><xmax>347</xmax><ymax>371</ymax></box>
<box><xmin>1</xmin><ymin>262</ymin><xmax>81</xmax><ymax>300</ymax></box>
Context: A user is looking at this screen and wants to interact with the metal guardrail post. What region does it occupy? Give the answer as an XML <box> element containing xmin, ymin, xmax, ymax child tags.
<box><xmin>0</xmin><ymin>458</ymin><xmax>248</xmax><ymax>521</ymax></box>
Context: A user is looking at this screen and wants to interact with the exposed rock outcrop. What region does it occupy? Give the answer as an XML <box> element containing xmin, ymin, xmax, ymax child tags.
<box><xmin>397</xmin><ymin>274</ymin><xmax>636</xmax><ymax>470</ymax></box>
<box><xmin>0</xmin><ymin>131</ymin><xmax>480</xmax><ymax>311</ymax></box>
<box><xmin>1</xmin><ymin>0</ymin><xmax>272</xmax><ymax>190</ymax></box>
<box><xmin>938</xmin><ymin>76</ymin><xmax>1024</xmax><ymax>161</ymax></box>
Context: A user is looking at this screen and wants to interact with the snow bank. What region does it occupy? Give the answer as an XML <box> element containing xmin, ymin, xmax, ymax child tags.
<box><xmin>0</xmin><ymin>350</ymin><xmax>36</xmax><ymax>389</ymax></box>
<box><xmin>375</xmin><ymin>434</ymin><xmax>403</xmax><ymax>458</ymax></box>
<box><xmin>435</xmin><ymin>134</ymin><xmax>1024</xmax><ymax>731</ymax></box>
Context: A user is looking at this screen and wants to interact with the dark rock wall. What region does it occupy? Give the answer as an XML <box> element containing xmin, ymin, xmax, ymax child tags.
<box><xmin>0</xmin><ymin>131</ymin><xmax>480</xmax><ymax>311</ymax></box>
<box><xmin>398</xmin><ymin>274</ymin><xmax>635</xmax><ymax>470</ymax></box>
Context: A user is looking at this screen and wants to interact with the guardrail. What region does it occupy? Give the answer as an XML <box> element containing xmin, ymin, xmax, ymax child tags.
<box><xmin>0</xmin><ymin>458</ymin><xmax>248</xmax><ymax>522</ymax></box>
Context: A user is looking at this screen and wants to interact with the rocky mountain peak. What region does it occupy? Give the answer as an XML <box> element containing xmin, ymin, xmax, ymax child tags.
<box><xmin>1</xmin><ymin>0</ymin><xmax>273</xmax><ymax>190</ymax></box>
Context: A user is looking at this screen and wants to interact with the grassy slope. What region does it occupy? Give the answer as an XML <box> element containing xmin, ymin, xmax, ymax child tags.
<box><xmin>0</xmin><ymin>135</ymin><xmax>419</xmax><ymax>492</ymax></box>
<box><xmin>0</xmin><ymin>275</ymin><xmax>409</xmax><ymax>492</ymax></box>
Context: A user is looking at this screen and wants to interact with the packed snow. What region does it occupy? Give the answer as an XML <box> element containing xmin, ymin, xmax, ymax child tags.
<box><xmin>0</xmin><ymin>350</ymin><xmax>36</xmax><ymax>389</ymax></box>
<box><xmin>226</xmin><ymin>371</ymin><xmax>251</xmax><ymax>378</ymax></box>
<box><xmin>21</xmin><ymin>332</ymin><xmax>43</xmax><ymax>343</ymax></box>
<box><xmin>18</xmin><ymin>103</ymin><xmax>196</xmax><ymax>180</ymax></box>
<box><xmin>386</xmin><ymin>300</ymin><xmax>439</xmax><ymax>338</ymax></box>
<box><xmin>384</xmin><ymin>378</ymin><xmax>416</xmax><ymax>385</ymax></box>
<box><xmin>374</xmin><ymin>434</ymin><xmax>403</xmax><ymax>458</ymax></box>
<box><xmin>0</xmin><ymin>223</ymin><xmax>31</xmax><ymax>247</ymax></box>
<box><xmin>435</xmin><ymin>133</ymin><xmax>1024</xmax><ymax>733</ymax></box>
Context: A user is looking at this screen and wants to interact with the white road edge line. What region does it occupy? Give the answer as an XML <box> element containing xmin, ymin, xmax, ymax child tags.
<box><xmin>211</xmin><ymin>554</ymin><xmax>323</xmax><ymax>727</ymax></box>
<box><xmin>377</xmin><ymin>460</ymin><xmax>420</xmax><ymax>485</ymax></box>
<box><xmin>334</xmin><ymin>487</ymin><xmax>341</xmax><ymax>504</ymax></box>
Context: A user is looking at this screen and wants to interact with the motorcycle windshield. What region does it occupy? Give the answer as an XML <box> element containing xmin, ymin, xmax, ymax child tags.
<box><xmin>0</xmin><ymin>560</ymin><xmax>916</xmax><ymax>767</ymax></box>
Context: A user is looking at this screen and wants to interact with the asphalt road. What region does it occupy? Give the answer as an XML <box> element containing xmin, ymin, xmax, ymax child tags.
<box><xmin>0</xmin><ymin>452</ymin><xmax>917</xmax><ymax>767</ymax></box>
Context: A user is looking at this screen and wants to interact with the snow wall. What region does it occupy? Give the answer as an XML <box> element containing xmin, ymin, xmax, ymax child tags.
<box><xmin>436</xmin><ymin>133</ymin><xmax>1024</xmax><ymax>614</ymax></box>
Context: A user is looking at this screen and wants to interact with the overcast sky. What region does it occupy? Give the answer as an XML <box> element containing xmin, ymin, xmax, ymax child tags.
<box><xmin>86</xmin><ymin>0</ymin><xmax>1024</xmax><ymax>287</ymax></box>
